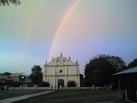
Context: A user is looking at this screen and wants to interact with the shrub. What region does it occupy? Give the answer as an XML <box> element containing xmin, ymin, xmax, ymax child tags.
<box><xmin>39</xmin><ymin>82</ymin><xmax>50</xmax><ymax>87</ymax></box>
<box><xmin>67</xmin><ymin>81</ymin><xmax>76</xmax><ymax>87</ymax></box>
<box><xmin>26</xmin><ymin>82</ymin><xmax>35</xmax><ymax>87</ymax></box>
<box><xmin>12</xmin><ymin>81</ymin><xmax>22</xmax><ymax>87</ymax></box>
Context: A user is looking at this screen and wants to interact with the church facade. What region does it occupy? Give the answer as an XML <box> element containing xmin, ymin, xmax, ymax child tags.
<box><xmin>43</xmin><ymin>53</ymin><xmax>80</xmax><ymax>89</ymax></box>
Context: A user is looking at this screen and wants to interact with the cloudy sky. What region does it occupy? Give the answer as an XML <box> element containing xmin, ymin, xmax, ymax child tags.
<box><xmin>0</xmin><ymin>0</ymin><xmax>137</xmax><ymax>75</ymax></box>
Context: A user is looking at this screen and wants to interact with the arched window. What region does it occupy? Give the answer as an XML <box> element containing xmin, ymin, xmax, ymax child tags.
<box><xmin>63</xmin><ymin>59</ymin><xmax>66</xmax><ymax>64</ymax></box>
<box><xmin>57</xmin><ymin>59</ymin><xmax>59</xmax><ymax>64</ymax></box>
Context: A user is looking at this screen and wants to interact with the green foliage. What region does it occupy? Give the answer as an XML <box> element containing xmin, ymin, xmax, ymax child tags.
<box><xmin>80</xmin><ymin>74</ymin><xmax>83</xmax><ymax>80</ymax></box>
<box><xmin>0</xmin><ymin>0</ymin><xmax>21</xmax><ymax>6</ymax></box>
<box><xmin>12</xmin><ymin>81</ymin><xmax>22</xmax><ymax>87</ymax></box>
<box><xmin>84</xmin><ymin>54</ymin><xmax>126</xmax><ymax>86</ymax></box>
<box><xmin>67</xmin><ymin>81</ymin><xmax>76</xmax><ymax>87</ymax></box>
<box><xmin>85</xmin><ymin>57</ymin><xmax>113</xmax><ymax>86</ymax></box>
<box><xmin>29</xmin><ymin>65</ymin><xmax>42</xmax><ymax>84</ymax></box>
<box><xmin>80</xmin><ymin>74</ymin><xmax>85</xmax><ymax>87</ymax></box>
<box><xmin>26</xmin><ymin>82</ymin><xmax>34</xmax><ymax>87</ymax></box>
<box><xmin>80</xmin><ymin>74</ymin><xmax>90</xmax><ymax>87</ymax></box>
<box><xmin>128</xmin><ymin>58</ymin><xmax>137</xmax><ymax>68</ymax></box>
<box><xmin>5</xmin><ymin>80</ymin><xmax>13</xmax><ymax>87</ymax></box>
<box><xmin>2</xmin><ymin>72</ymin><xmax>11</xmax><ymax>76</ymax></box>
<box><xmin>105</xmin><ymin>55</ymin><xmax>126</xmax><ymax>72</ymax></box>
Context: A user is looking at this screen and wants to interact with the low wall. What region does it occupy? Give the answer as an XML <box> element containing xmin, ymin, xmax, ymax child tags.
<box><xmin>63</xmin><ymin>87</ymin><xmax>104</xmax><ymax>90</ymax></box>
<box><xmin>7</xmin><ymin>86</ymin><xmax>105</xmax><ymax>90</ymax></box>
<box><xmin>8</xmin><ymin>87</ymin><xmax>51</xmax><ymax>90</ymax></box>
<box><xmin>63</xmin><ymin>87</ymin><xmax>79</xmax><ymax>90</ymax></box>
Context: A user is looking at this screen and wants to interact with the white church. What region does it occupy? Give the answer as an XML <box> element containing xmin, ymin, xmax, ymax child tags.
<box><xmin>43</xmin><ymin>53</ymin><xmax>80</xmax><ymax>89</ymax></box>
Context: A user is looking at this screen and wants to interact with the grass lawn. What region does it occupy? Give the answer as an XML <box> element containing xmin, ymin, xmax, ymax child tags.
<box><xmin>14</xmin><ymin>90</ymin><xmax>119</xmax><ymax>103</ymax></box>
<box><xmin>0</xmin><ymin>90</ymin><xmax>45</xmax><ymax>100</ymax></box>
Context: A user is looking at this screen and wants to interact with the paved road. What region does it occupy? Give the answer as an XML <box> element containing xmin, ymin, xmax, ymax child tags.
<box><xmin>0</xmin><ymin>91</ymin><xmax>53</xmax><ymax>103</ymax></box>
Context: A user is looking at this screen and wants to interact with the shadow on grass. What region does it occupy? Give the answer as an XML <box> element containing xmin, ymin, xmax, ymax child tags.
<box><xmin>14</xmin><ymin>90</ymin><xmax>119</xmax><ymax>103</ymax></box>
<box><xmin>114</xmin><ymin>98</ymin><xmax>129</xmax><ymax>103</ymax></box>
<box><xmin>0</xmin><ymin>90</ymin><xmax>45</xmax><ymax>100</ymax></box>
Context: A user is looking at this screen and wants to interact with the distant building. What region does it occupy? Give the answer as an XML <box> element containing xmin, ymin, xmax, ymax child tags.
<box><xmin>0</xmin><ymin>73</ymin><xmax>25</xmax><ymax>82</ymax></box>
<box><xmin>113</xmin><ymin>67</ymin><xmax>137</xmax><ymax>102</ymax></box>
<box><xmin>0</xmin><ymin>75</ymin><xmax>12</xmax><ymax>81</ymax></box>
<box><xmin>10</xmin><ymin>73</ymin><xmax>22</xmax><ymax>82</ymax></box>
<box><xmin>43</xmin><ymin>53</ymin><xmax>80</xmax><ymax>89</ymax></box>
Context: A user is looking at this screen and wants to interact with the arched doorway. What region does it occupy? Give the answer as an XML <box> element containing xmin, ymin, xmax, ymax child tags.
<box><xmin>58</xmin><ymin>78</ymin><xmax>64</xmax><ymax>89</ymax></box>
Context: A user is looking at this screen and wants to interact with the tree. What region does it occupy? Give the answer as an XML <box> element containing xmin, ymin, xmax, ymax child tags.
<box><xmin>12</xmin><ymin>81</ymin><xmax>22</xmax><ymax>87</ymax></box>
<box><xmin>80</xmin><ymin>74</ymin><xmax>86</xmax><ymax>87</ymax></box>
<box><xmin>95</xmin><ymin>55</ymin><xmax>126</xmax><ymax>72</ymax></box>
<box><xmin>29</xmin><ymin>65</ymin><xmax>42</xmax><ymax>85</ymax></box>
<box><xmin>2</xmin><ymin>72</ymin><xmax>11</xmax><ymax>76</ymax></box>
<box><xmin>84</xmin><ymin>54</ymin><xmax>126</xmax><ymax>86</ymax></box>
<box><xmin>0</xmin><ymin>0</ymin><xmax>21</xmax><ymax>6</ymax></box>
<box><xmin>128</xmin><ymin>58</ymin><xmax>137</xmax><ymax>68</ymax></box>
<box><xmin>105</xmin><ymin>55</ymin><xmax>126</xmax><ymax>72</ymax></box>
<box><xmin>85</xmin><ymin>57</ymin><xmax>113</xmax><ymax>86</ymax></box>
<box><xmin>80</xmin><ymin>74</ymin><xmax>83</xmax><ymax>82</ymax></box>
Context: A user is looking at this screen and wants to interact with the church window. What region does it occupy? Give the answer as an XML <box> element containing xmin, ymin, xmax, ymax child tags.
<box><xmin>57</xmin><ymin>59</ymin><xmax>59</xmax><ymax>64</ymax></box>
<box><xmin>60</xmin><ymin>70</ymin><xmax>62</xmax><ymax>73</ymax></box>
<box><xmin>63</xmin><ymin>59</ymin><xmax>66</xmax><ymax>64</ymax></box>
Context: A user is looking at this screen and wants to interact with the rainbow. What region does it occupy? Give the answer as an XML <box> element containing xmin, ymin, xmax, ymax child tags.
<box><xmin>48</xmin><ymin>0</ymin><xmax>79</xmax><ymax>61</ymax></box>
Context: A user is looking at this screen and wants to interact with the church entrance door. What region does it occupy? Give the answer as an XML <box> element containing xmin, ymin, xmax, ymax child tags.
<box><xmin>58</xmin><ymin>78</ymin><xmax>64</xmax><ymax>90</ymax></box>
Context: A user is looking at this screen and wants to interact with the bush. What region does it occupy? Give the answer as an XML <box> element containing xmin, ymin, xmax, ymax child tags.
<box><xmin>26</xmin><ymin>82</ymin><xmax>35</xmax><ymax>87</ymax></box>
<box><xmin>12</xmin><ymin>81</ymin><xmax>22</xmax><ymax>87</ymax></box>
<box><xmin>67</xmin><ymin>81</ymin><xmax>76</xmax><ymax>87</ymax></box>
<box><xmin>39</xmin><ymin>82</ymin><xmax>50</xmax><ymax>87</ymax></box>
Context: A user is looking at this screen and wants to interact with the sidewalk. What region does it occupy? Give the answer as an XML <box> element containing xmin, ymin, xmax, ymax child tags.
<box><xmin>0</xmin><ymin>91</ymin><xmax>53</xmax><ymax>103</ymax></box>
<box><xmin>95</xmin><ymin>101</ymin><xmax>114</xmax><ymax>103</ymax></box>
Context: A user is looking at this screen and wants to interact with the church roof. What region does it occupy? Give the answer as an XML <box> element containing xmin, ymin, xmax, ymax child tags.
<box><xmin>45</xmin><ymin>53</ymin><xmax>78</xmax><ymax>66</ymax></box>
<box><xmin>54</xmin><ymin>53</ymin><xmax>68</xmax><ymax>60</ymax></box>
<box><xmin>113</xmin><ymin>66</ymin><xmax>137</xmax><ymax>76</ymax></box>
